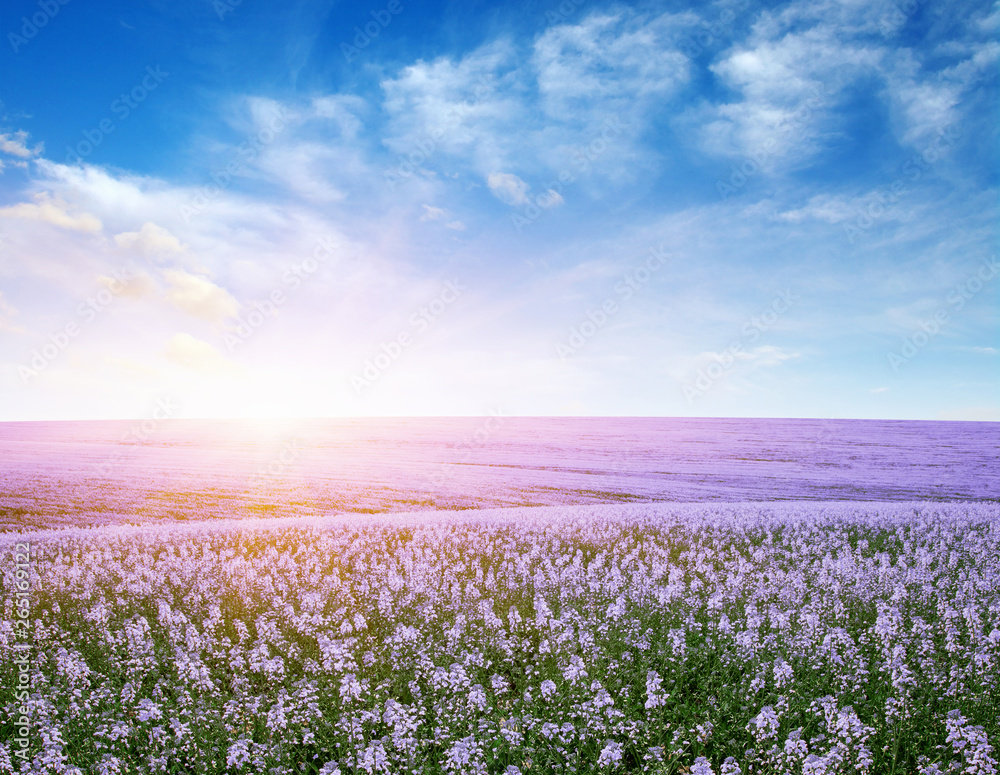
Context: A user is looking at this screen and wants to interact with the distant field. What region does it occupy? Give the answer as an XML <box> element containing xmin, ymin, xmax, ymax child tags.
<box><xmin>0</xmin><ymin>417</ymin><xmax>997</xmax><ymax>530</ymax></box>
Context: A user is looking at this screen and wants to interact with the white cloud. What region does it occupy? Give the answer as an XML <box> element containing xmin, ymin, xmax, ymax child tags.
<box><xmin>114</xmin><ymin>222</ymin><xmax>186</xmax><ymax>255</ymax></box>
<box><xmin>775</xmin><ymin>194</ymin><xmax>857</xmax><ymax>224</ymax></box>
<box><xmin>98</xmin><ymin>271</ymin><xmax>157</xmax><ymax>300</ymax></box>
<box><xmin>311</xmin><ymin>94</ymin><xmax>367</xmax><ymax>140</ymax></box>
<box><xmin>420</xmin><ymin>204</ymin><xmax>465</xmax><ymax>230</ymax></box>
<box><xmin>0</xmin><ymin>192</ymin><xmax>102</xmax><ymax>233</ymax></box>
<box><xmin>0</xmin><ymin>130</ymin><xmax>43</xmax><ymax>159</ymax></box>
<box><xmin>378</xmin><ymin>14</ymin><xmax>687</xmax><ymax>192</ymax></box>
<box><xmin>420</xmin><ymin>204</ymin><xmax>448</xmax><ymax>221</ymax></box>
<box><xmin>164</xmin><ymin>333</ymin><xmax>241</xmax><ymax>376</ymax></box>
<box><xmin>883</xmin><ymin>39</ymin><xmax>999</xmax><ymax>147</ymax></box>
<box><xmin>488</xmin><ymin>172</ymin><xmax>530</xmax><ymax>205</ymax></box>
<box><xmin>163</xmin><ymin>269</ymin><xmax>240</xmax><ymax>324</ymax></box>
<box><xmin>700</xmin><ymin>0</ymin><xmax>1000</xmax><ymax>163</ymax></box>
<box><xmin>381</xmin><ymin>40</ymin><xmax>522</xmax><ymax>175</ymax></box>
<box><xmin>742</xmin><ymin>344</ymin><xmax>800</xmax><ymax>368</ymax></box>
<box><xmin>675</xmin><ymin>344</ymin><xmax>801</xmax><ymax>383</ymax></box>
<box><xmin>882</xmin><ymin>50</ymin><xmax>963</xmax><ymax>147</ymax></box>
<box><xmin>533</xmin><ymin>10</ymin><xmax>692</xmax><ymax>122</ymax></box>
<box><xmin>257</xmin><ymin>143</ymin><xmax>350</xmax><ymax>203</ymax></box>
<box><xmin>539</xmin><ymin>189</ymin><xmax>564</xmax><ymax>209</ymax></box>
<box><xmin>697</xmin><ymin>2</ymin><xmax>885</xmax><ymax>164</ymax></box>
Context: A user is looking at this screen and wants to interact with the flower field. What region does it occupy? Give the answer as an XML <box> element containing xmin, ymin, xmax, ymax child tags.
<box><xmin>1</xmin><ymin>501</ymin><xmax>998</xmax><ymax>774</ymax></box>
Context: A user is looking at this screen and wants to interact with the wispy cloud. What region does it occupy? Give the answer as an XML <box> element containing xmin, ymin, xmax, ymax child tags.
<box><xmin>0</xmin><ymin>0</ymin><xmax>995</xmax><ymax>420</ymax></box>
<box><xmin>0</xmin><ymin>193</ymin><xmax>102</xmax><ymax>233</ymax></box>
<box><xmin>114</xmin><ymin>222</ymin><xmax>187</xmax><ymax>256</ymax></box>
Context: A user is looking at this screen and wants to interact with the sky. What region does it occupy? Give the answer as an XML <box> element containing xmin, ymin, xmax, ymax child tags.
<box><xmin>0</xmin><ymin>0</ymin><xmax>997</xmax><ymax>421</ymax></box>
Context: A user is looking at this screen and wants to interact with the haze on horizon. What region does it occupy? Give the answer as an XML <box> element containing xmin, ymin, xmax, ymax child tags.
<box><xmin>0</xmin><ymin>0</ymin><xmax>997</xmax><ymax>422</ymax></box>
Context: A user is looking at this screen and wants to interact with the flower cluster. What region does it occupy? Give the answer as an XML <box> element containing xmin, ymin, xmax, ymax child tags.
<box><xmin>0</xmin><ymin>501</ymin><xmax>997</xmax><ymax>773</ymax></box>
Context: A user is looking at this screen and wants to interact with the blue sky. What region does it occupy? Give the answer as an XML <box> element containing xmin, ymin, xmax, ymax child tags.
<box><xmin>0</xmin><ymin>0</ymin><xmax>997</xmax><ymax>420</ymax></box>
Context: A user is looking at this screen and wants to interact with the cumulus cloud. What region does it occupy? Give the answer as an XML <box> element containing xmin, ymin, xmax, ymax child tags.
<box><xmin>98</xmin><ymin>271</ymin><xmax>157</xmax><ymax>300</ymax></box>
<box><xmin>114</xmin><ymin>222</ymin><xmax>186</xmax><ymax>255</ymax></box>
<box><xmin>163</xmin><ymin>269</ymin><xmax>240</xmax><ymax>324</ymax></box>
<box><xmin>0</xmin><ymin>130</ymin><xmax>43</xmax><ymax>159</ymax></box>
<box><xmin>164</xmin><ymin>333</ymin><xmax>241</xmax><ymax>376</ymax></box>
<box><xmin>0</xmin><ymin>193</ymin><xmax>102</xmax><ymax>233</ymax></box>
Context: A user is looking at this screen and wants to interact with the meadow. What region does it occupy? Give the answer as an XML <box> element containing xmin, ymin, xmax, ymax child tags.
<box><xmin>2</xmin><ymin>501</ymin><xmax>998</xmax><ymax>774</ymax></box>
<box><xmin>2</xmin><ymin>418</ymin><xmax>997</xmax><ymax>531</ymax></box>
